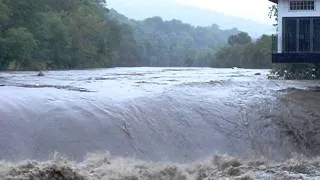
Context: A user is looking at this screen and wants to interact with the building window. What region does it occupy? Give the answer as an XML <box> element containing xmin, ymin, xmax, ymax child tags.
<box><xmin>283</xmin><ymin>17</ymin><xmax>320</xmax><ymax>52</ymax></box>
<box><xmin>290</xmin><ymin>0</ymin><xmax>315</xmax><ymax>10</ymax></box>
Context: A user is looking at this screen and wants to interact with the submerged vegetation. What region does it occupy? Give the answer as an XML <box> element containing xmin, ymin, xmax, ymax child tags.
<box><xmin>270</xmin><ymin>64</ymin><xmax>320</xmax><ymax>80</ymax></box>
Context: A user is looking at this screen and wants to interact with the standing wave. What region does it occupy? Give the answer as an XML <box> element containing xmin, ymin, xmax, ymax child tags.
<box><xmin>2</xmin><ymin>152</ymin><xmax>320</xmax><ymax>180</ymax></box>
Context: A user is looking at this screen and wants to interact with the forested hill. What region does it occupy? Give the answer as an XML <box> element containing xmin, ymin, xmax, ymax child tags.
<box><xmin>108</xmin><ymin>9</ymin><xmax>239</xmax><ymax>67</ymax></box>
<box><xmin>0</xmin><ymin>0</ymin><xmax>239</xmax><ymax>70</ymax></box>
<box><xmin>0</xmin><ymin>0</ymin><xmax>116</xmax><ymax>70</ymax></box>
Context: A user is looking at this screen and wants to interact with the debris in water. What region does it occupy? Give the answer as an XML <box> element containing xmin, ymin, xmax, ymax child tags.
<box><xmin>121</xmin><ymin>122</ymin><xmax>132</xmax><ymax>138</ymax></box>
<box><xmin>278</xmin><ymin>87</ymin><xmax>304</xmax><ymax>93</ymax></box>
<box><xmin>135</xmin><ymin>81</ymin><xmax>168</xmax><ymax>85</ymax></box>
<box><xmin>37</xmin><ymin>71</ymin><xmax>45</xmax><ymax>77</ymax></box>
<box><xmin>279</xmin><ymin>86</ymin><xmax>320</xmax><ymax>93</ymax></box>
<box><xmin>308</xmin><ymin>86</ymin><xmax>320</xmax><ymax>92</ymax></box>
<box><xmin>6</xmin><ymin>163</ymin><xmax>86</xmax><ymax>180</ymax></box>
<box><xmin>14</xmin><ymin>84</ymin><xmax>94</xmax><ymax>92</ymax></box>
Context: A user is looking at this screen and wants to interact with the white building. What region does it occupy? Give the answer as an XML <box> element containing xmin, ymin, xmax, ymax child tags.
<box><xmin>270</xmin><ymin>0</ymin><xmax>320</xmax><ymax>63</ymax></box>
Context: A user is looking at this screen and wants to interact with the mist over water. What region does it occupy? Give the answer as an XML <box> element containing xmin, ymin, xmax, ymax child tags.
<box><xmin>0</xmin><ymin>68</ymin><xmax>319</xmax><ymax>164</ymax></box>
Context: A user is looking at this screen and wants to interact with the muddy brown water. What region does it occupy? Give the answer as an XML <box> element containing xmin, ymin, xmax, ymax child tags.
<box><xmin>0</xmin><ymin>68</ymin><xmax>319</xmax><ymax>163</ymax></box>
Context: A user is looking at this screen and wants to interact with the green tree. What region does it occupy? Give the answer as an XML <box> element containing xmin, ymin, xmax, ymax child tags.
<box><xmin>0</xmin><ymin>37</ymin><xmax>7</xmax><ymax>69</ymax></box>
<box><xmin>212</xmin><ymin>45</ymin><xmax>244</xmax><ymax>68</ymax></box>
<box><xmin>228</xmin><ymin>32</ymin><xmax>252</xmax><ymax>46</ymax></box>
<box><xmin>212</xmin><ymin>34</ymin><xmax>272</xmax><ymax>69</ymax></box>
<box><xmin>0</xmin><ymin>0</ymin><xmax>246</xmax><ymax>70</ymax></box>
<box><xmin>111</xmin><ymin>23</ymin><xmax>141</xmax><ymax>66</ymax></box>
<box><xmin>4</xmin><ymin>27</ymin><xmax>38</xmax><ymax>69</ymax></box>
<box><xmin>0</xmin><ymin>0</ymin><xmax>9</xmax><ymax>23</ymax></box>
<box><xmin>35</xmin><ymin>12</ymin><xmax>71</xmax><ymax>69</ymax></box>
<box><xmin>0</xmin><ymin>0</ymin><xmax>124</xmax><ymax>70</ymax></box>
<box><xmin>0</xmin><ymin>0</ymin><xmax>10</xmax><ymax>68</ymax></box>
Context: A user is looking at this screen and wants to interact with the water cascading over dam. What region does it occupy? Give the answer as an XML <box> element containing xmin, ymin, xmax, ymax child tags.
<box><xmin>0</xmin><ymin>68</ymin><xmax>319</xmax><ymax>164</ymax></box>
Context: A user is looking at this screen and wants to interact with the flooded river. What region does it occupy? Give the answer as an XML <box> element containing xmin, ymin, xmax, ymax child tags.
<box><xmin>0</xmin><ymin>68</ymin><xmax>319</xmax><ymax>163</ymax></box>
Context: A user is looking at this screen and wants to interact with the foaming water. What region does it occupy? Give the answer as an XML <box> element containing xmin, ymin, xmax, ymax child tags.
<box><xmin>2</xmin><ymin>153</ymin><xmax>320</xmax><ymax>180</ymax></box>
<box><xmin>0</xmin><ymin>68</ymin><xmax>319</xmax><ymax>163</ymax></box>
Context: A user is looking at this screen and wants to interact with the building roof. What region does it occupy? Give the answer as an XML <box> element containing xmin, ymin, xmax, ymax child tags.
<box><xmin>269</xmin><ymin>0</ymin><xmax>277</xmax><ymax>3</ymax></box>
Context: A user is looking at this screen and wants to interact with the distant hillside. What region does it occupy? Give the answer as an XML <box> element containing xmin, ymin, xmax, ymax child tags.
<box><xmin>108</xmin><ymin>9</ymin><xmax>239</xmax><ymax>67</ymax></box>
<box><xmin>0</xmin><ymin>0</ymin><xmax>272</xmax><ymax>70</ymax></box>
<box><xmin>108</xmin><ymin>0</ymin><xmax>273</xmax><ymax>38</ymax></box>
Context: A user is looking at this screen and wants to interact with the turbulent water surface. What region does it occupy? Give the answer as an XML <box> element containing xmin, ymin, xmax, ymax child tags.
<box><xmin>0</xmin><ymin>67</ymin><xmax>319</xmax><ymax>165</ymax></box>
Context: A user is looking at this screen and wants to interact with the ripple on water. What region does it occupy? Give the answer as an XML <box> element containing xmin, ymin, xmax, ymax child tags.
<box><xmin>278</xmin><ymin>86</ymin><xmax>320</xmax><ymax>93</ymax></box>
<box><xmin>274</xmin><ymin>90</ymin><xmax>320</xmax><ymax>156</ymax></box>
<box><xmin>178</xmin><ymin>80</ymin><xmax>230</xmax><ymax>88</ymax></box>
<box><xmin>0</xmin><ymin>68</ymin><xmax>319</xmax><ymax>165</ymax></box>
<box><xmin>13</xmin><ymin>84</ymin><xmax>94</xmax><ymax>92</ymax></box>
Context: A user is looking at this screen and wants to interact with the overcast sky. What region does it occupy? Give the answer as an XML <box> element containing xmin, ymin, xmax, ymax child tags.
<box><xmin>108</xmin><ymin>0</ymin><xmax>275</xmax><ymax>25</ymax></box>
<box><xmin>175</xmin><ymin>0</ymin><xmax>275</xmax><ymax>24</ymax></box>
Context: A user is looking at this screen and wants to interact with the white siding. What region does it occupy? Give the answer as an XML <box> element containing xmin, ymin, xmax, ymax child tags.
<box><xmin>277</xmin><ymin>0</ymin><xmax>320</xmax><ymax>52</ymax></box>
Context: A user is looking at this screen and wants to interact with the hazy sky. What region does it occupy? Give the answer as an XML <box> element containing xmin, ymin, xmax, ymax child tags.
<box><xmin>175</xmin><ymin>0</ymin><xmax>274</xmax><ymax>24</ymax></box>
<box><xmin>108</xmin><ymin>0</ymin><xmax>275</xmax><ymax>24</ymax></box>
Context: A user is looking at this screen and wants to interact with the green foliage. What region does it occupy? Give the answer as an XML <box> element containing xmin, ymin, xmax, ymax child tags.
<box><xmin>0</xmin><ymin>0</ymin><xmax>9</xmax><ymax>69</ymax></box>
<box><xmin>0</xmin><ymin>37</ymin><xmax>8</xmax><ymax>68</ymax></box>
<box><xmin>0</xmin><ymin>0</ymin><xmax>9</xmax><ymax>22</ymax></box>
<box><xmin>0</xmin><ymin>1</ymin><xmax>273</xmax><ymax>70</ymax></box>
<box><xmin>228</xmin><ymin>32</ymin><xmax>252</xmax><ymax>46</ymax></box>
<box><xmin>132</xmin><ymin>18</ymin><xmax>238</xmax><ymax>67</ymax></box>
<box><xmin>212</xmin><ymin>45</ymin><xmax>244</xmax><ymax>68</ymax></box>
<box><xmin>0</xmin><ymin>0</ymin><xmax>121</xmax><ymax>70</ymax></box>
<box><xmin>35</xmin><ymin>12</ymin><xmax>71</xmax><ymax>69</ymax></box>
<box><xmin>111</xmin><ymin>23</ymin><xmax>141</xmax><ymax>67</ymax></box>
<box><xmin>4</xmin><ymin>27</ymin><xmax>38</xmax><ymax>69</ymax></box>
<box><xmin>108</xmin><ymin>10</ymin><xmax>239</xmax><ymax>67</ymax></box>
<box><xmin>212</xmin><ymin>34</ymin><xmax>272</xmax><ymax>69</ymax></box>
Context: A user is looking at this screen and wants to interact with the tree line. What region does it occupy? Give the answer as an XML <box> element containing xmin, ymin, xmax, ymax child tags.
<box><xmin>0</xmin><ymin>0</ymin><xmax>130</xmax><ymax>70</ymax></box>
<box><xmin>211</xmin><ymin>32</ymin><xmax>272</xmax><ymax>69</ymax></box>
<box><xmin>0</xmin><ymin>0</ymin><xmax>243</xmax><ymax>70</ymax></box>
<box><xmin>108</xmin><ymin>9</ymin><xmax>240</xmax><ymax>67</ymax></box>
<box><xmin>0</xmin><ymin>0</ymin><xmax>286</xmax><ymax>73</ymax></box>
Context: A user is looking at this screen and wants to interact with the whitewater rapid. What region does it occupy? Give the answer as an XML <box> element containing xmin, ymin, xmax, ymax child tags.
<box><xmin>0</xmin><ymin>68</ymin><xmax>319</xmax><ymax>162</ymax></box>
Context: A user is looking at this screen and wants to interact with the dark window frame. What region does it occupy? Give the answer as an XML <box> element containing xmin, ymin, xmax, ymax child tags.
<box><xmin>290</xmin><ymin>0</ymin><xmax>315</xmax><ymax>10</ymax></box>
<box><xmin>283</xmin><ymin>17</ymin><xmax>320</xmax><ymax>53</ymax></box>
